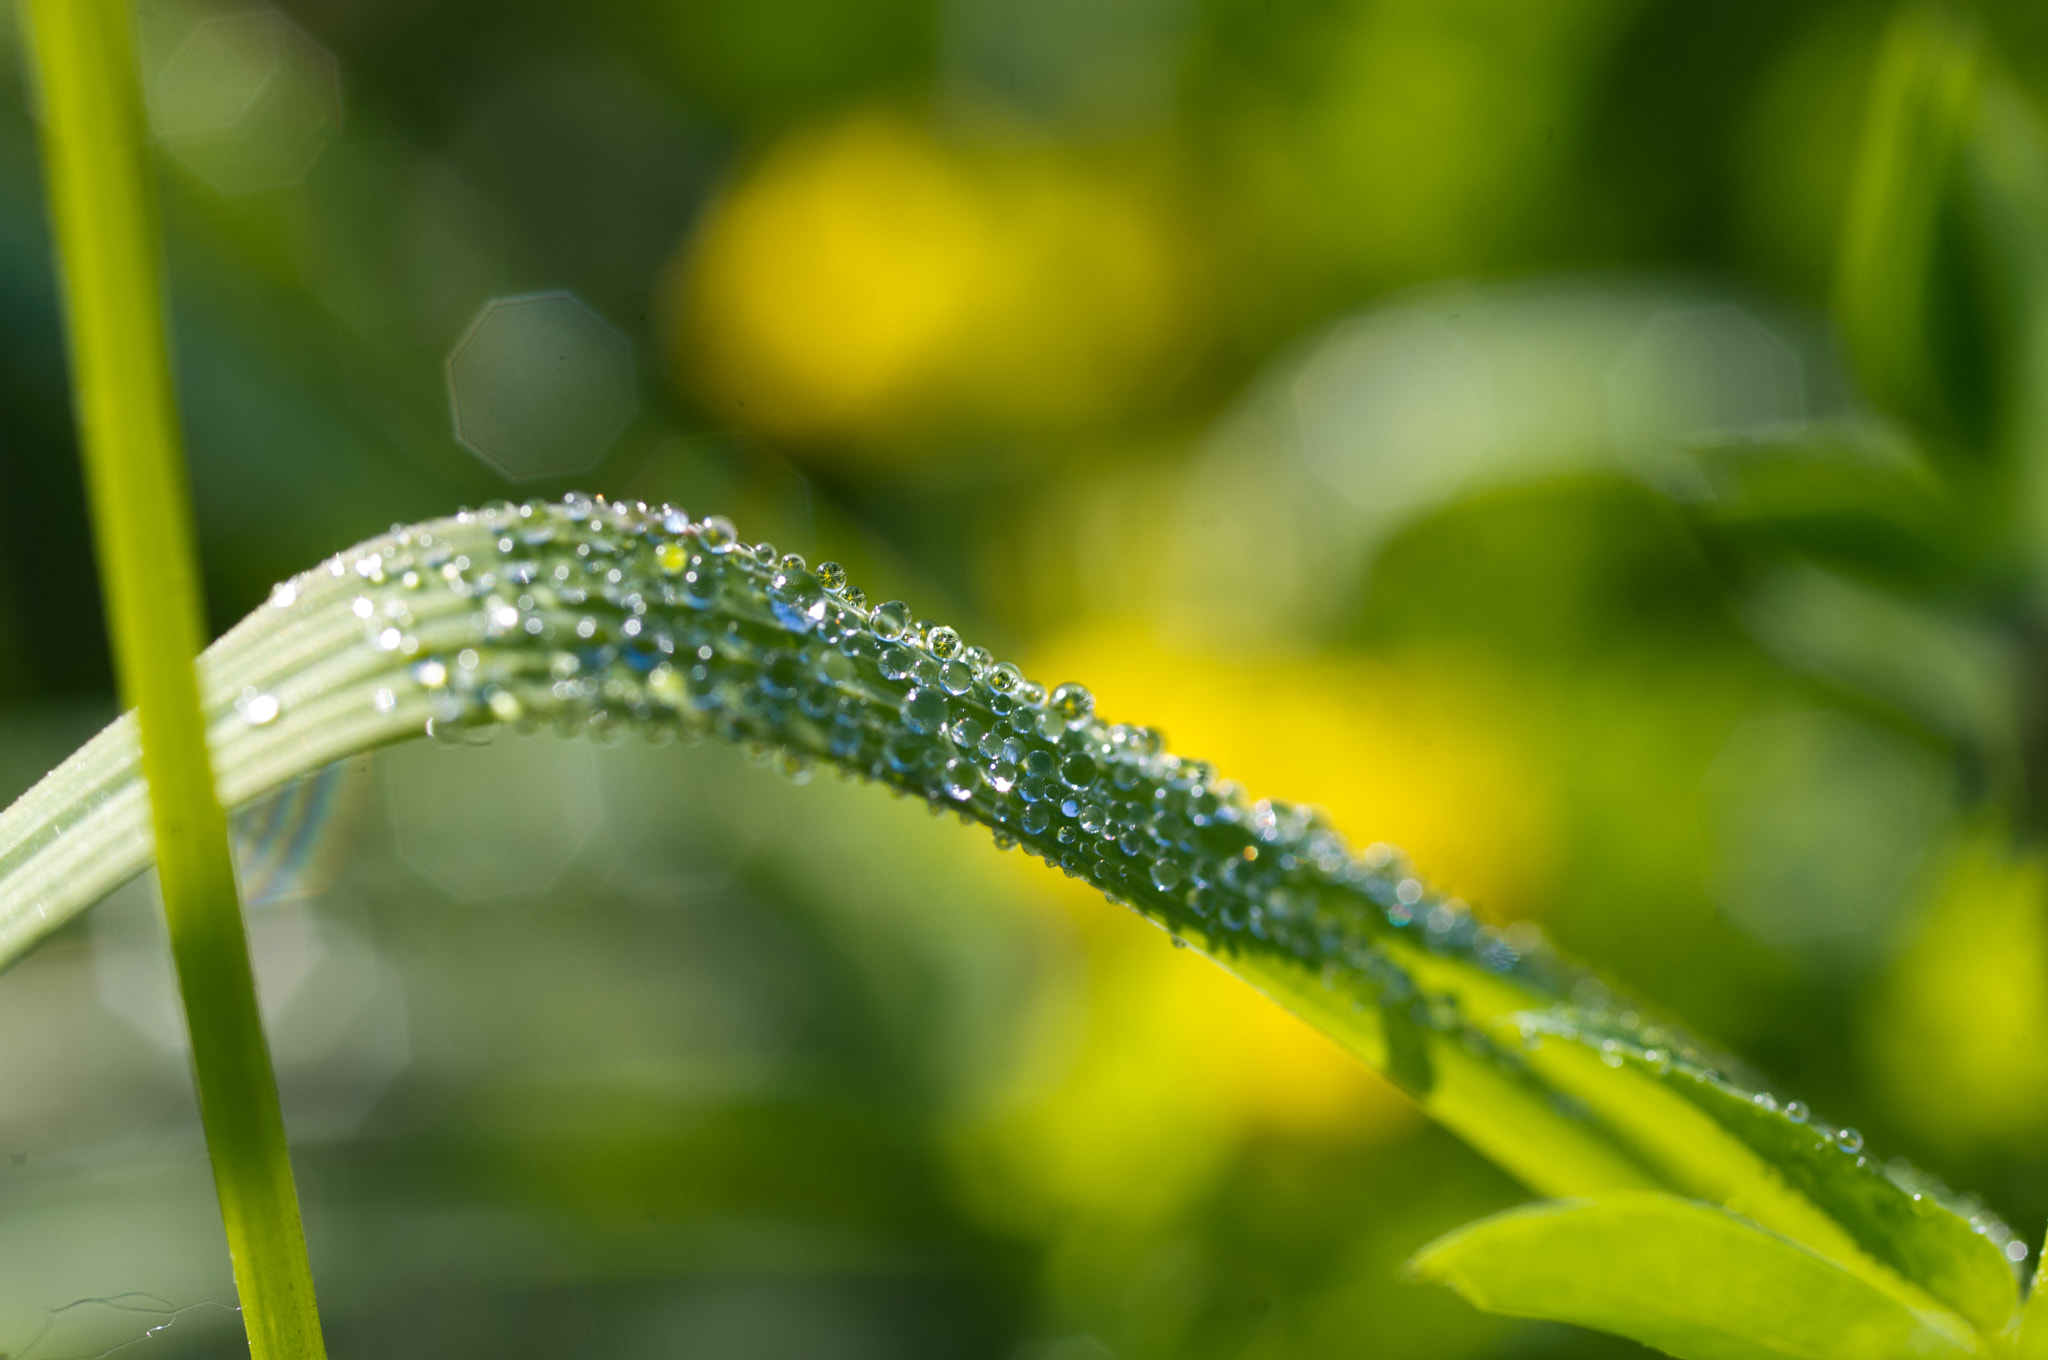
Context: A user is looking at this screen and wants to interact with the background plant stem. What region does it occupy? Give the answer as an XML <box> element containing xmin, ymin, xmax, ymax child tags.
<box><xmin>20</xmin><ymin>1</ymin><xmax>327</xmax><ymax>1355</ymax></box>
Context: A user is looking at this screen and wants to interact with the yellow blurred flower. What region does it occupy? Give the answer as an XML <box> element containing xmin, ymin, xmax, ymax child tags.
<box><xmin>963</xmin><ymin>867</ymin><xmax>1419</xmax><ymax>1227</ymax></box>
<box><xmin>1864</xmin><ymin>834</ymin><xmax>2048</xmax><ymax>1155</ymax></box>
<box><xmin>669</xmin><ymin>112</ymin><xmax>1198</xmax><ymax>452</ymax></box>
<box><xmin>1031</xmin><ymin>626</ymin><xmax>1559</xmax><ymax>916</ymax></box>
<box><xmin>953</xmin><ymin>626</ymin><xmax>1554</xmax><ymax>1227</ymax></box>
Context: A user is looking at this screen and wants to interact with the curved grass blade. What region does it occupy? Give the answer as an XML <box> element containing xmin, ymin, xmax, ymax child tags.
<box><xmin>1407</xmin><ymin>1194</ymin><xmax>1982</xmax><ymax>1360</ymax></box>
<box><xmin>0</xmin><ymin>496</ymin><xmax>2021</xmax><ymax>1340</ymax></box>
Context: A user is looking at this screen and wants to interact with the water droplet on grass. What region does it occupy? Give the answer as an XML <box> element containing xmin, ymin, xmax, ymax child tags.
<box><xmin>902</xmin><ymin>690</ymin><xmax>950</xmax><ymax>735</ymax></box>
<box><xmin>700</xmin><ymin>516</ymin><xmax>738</xmax><ymax>551</ymax></box>
<box><xmin>872</xmin><ymin>601</ymin><xmax>911</xmax><ymax>639</ymax></box>
<box><xmin>1051</xmin><ymin>682</ymin><xmax>1094</xmax><ymax>724</ymax></box>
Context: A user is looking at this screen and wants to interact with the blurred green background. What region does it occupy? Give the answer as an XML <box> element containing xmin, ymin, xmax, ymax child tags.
<box><xmin>2</xmin><ymin>0</ymin><xmax>2046</xmax><ymax>1354</ymax></box>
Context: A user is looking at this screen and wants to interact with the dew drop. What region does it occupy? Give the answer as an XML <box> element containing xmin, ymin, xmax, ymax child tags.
<box><xmin>816</xmin><ymin>561</ymin><xmax>848</xmax><ymax>592</ymax></box>
<box><xmin>1050</xmin><ymin>682</ymin><xmax>1094</xmax><ymax>724</ymax></box>
<box><xmin>940</xmin><ymin>758</ymin><xmax>978</xmax><ymax>801</ymax></box>
<box><xmin>1837</xmin><ymin>1128</ymin><xmax>1863</xmax><ymax>1154</ymax></box>
<box><xmin>241</xmin><ymin>693</ymin><xmax>281</xmax><ymax>725</ymax></box>
<box><xmin>1150</xmin><ymin>861</ymin><xmax>1182</xmax><ymax>892</ymax></box>
<box><xmin>700</xmin><ymin>516</ymin><xmax>738</xmax><ymax>551</ymax></box>
<box><xmin>902</xmin><ymin>689</ymin><xmax>950</xmax><ymax>736</ymax></box>
<box><xmin>872</xmin><ymin>601</ymin><xmax>912</xmax><ymax>640</ymax></box>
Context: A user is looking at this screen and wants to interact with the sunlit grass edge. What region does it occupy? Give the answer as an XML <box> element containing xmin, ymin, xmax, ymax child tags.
<box><xmin>19</xmin><ymin>1</ymin><xmax>327</xmax><ymax>1355</ymax></box>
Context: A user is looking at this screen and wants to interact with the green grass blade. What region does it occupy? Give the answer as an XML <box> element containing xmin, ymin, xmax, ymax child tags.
<box><xmin>1407</xmin><ymin>1194</ymin><xmax>1982</xmax><ymax>1360</ymax></box>
<box><xmin>19</xmin><ymin>1</ymin><xmax>326</xmax><ymax>1355</ymax></box>
<box><xmin>0</xmin><ymin>497</ymin><xmax>2022</xmax><ymax>1344</ymax></box>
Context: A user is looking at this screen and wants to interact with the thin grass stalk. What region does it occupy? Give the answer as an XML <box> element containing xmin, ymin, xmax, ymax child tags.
<box><xmin>19</xmin><ymin>1</ymin><xmax>326</xmax><ymax>1355</ymax></box>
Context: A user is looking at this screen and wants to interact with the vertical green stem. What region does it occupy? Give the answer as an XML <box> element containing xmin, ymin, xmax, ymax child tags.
<box><xmin>20</xmin><ymin>1</ymin><xmax>327</xmax><ymax>1356</ymax></box>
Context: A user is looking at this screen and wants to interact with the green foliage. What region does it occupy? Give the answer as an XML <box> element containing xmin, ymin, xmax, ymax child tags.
<box><xmin>12</xmin><ymin>2</ymin><xmax>2048</xmax><ymax>1356</ymax></box>
<box><xmin>1408</xmin><ymin>1194</ymin><xmax>1978</xmax><ymax>1360</ymax></box>
<box><xmin>0</xmin><ymin>487</ymin><xmax>2036</xmax><ymax>1356</ymax></box>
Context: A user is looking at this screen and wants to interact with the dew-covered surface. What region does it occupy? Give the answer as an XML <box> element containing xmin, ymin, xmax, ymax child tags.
<box><xmin>350</xmin><ymin>495</ymin><xmax>1593</xmax><ymax>1055</ymax></box>
<box><xmin>0</xmin><ymin>493</ymin><xmax>2027</xmax><ymax>1339</ymax></box>
<box><xmin>252</xmin><ymin>495</ymin><xmax>2024</xmax><ymax>1316</ymax></box>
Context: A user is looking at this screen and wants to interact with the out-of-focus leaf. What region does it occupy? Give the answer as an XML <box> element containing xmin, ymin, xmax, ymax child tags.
<box><xmin>1738</xmin><ymin>564</ymin><xmax>2015</xmax><ymax>756</ymax></box>
<box><xmin>1691</xmin><ymin>432</ymin><xmax>1961</xmax><ymax>583</ymax></box>
<box><xmin>1962</xmin><ymin>83</ymin><xmax>2048</xmax><ymax>586</ymax></box>
<box><xmin>1834</xmin><ymin>6</ymin><xmax>2048</xmax><ymax>592</ymax></box>
<box><xmin>1407</xmin><ymin>1194</ymin><xmax>1981</xmax><ymax>1360</ymax></box>
<box><xmin>1835</xmin><ymin>5</ymin><xmax>1984</xmax><ymax>448</ymax></box>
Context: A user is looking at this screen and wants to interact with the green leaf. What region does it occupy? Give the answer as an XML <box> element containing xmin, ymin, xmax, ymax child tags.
<box><xmin>1654</xmin><ymin>1062</ymin><xmax>2019</xmax><ymax>1336</ymax></box>
<box><xmin>1962</xmin><ymin>81</ymin><xmax>2048</xmax><ymax>587</ymax></box>
<box><xmin>2018</xmin><ymin>1243</ymin><xmax>2048</xmax><ymax>1360</ymax></box>
<box><xmin>1690</xmin><ymin>431</ymin><xmax>1961</xmax><ymax>584</ymax></box>
<box><xmin>0</xmin><ymin>498</ymin><xmax>2023</xmax><ymax>1349</ymax></box>
<box><xmin>1407</xmin><ymin>1194</ymin><xmax>1982</xmax><ymax>1360</ymax></box>
<box><xmin>1832</xmin><ymin>6</ymin><xmax>2048</xmax><ymax>590</ymax></box>
<box><xmin>1835</xmin><ymin>4</ymin><xmax>1985</xmax><ymax>448</ymax></box>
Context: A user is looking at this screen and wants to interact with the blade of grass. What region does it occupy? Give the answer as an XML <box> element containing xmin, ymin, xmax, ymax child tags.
<box><xmin>19</xmin><ymin>1</ymin><xmax>327</xmax><ymax>1356</ymax></box>
<box><xmin>0</xmin><ymin>496</ymin><xmax>2026</xmax><ymax>1347</ymax></box>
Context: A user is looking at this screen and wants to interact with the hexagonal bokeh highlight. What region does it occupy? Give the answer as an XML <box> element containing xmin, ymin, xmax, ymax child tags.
<box><xmin>445</xmin><ymin>291</ymin><xmax>637</xmax><ymax>481</ymax></box>
<box><xmin>1703</xmin><ymin>710</ymin><xmax>1948</xmax><ymax>946</ymax></box>
<box><xmin>1606</xmin><ymin>303</ymin><xmax>1805</xmax><ymax>487</ymax></box>
<box><xmin>383</xmin><ymin>731</ymin><xmax>603</xmax><ymax>900</ymax></box>
<box><xmin>147</xmin><ymin>7</ymin><xmax>342</xmax><ymax>195</ymax></box>
<box><xmin>92</xmin><ymin>878</ymin><xmax>409</xmax><ymax>1138</ymax></box>
<box><xmin>1293</xmin><ymin>308</ymin><xmax>1496</xmax><ymax>514</ymax></box>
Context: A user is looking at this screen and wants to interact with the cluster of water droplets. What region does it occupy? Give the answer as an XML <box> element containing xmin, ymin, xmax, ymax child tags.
<box><xmin>283</xmin><ymin>495</ymin><xmax>1576</xmax><ymax>1006</ymax></box>
<box><xmin>256</xmin><ymin>493</ymin><xmax>2017</xmax><ymax>1268</ymax></box>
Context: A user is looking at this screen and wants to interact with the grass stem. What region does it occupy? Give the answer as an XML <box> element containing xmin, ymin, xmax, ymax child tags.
<box><xmin>21</xmin><ymin>1</ymin><xmax>327</xmax><ymax>1355</ymax></box>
